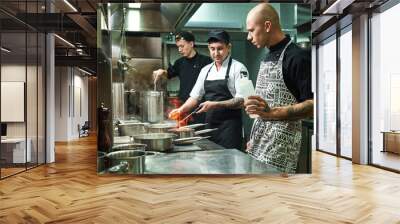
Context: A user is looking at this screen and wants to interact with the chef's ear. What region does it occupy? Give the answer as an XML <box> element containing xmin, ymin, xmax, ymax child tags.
<box><xmin>264</xmin><ymin>20</ymin><xmax>272</xmax><ymax>33</ymax></box>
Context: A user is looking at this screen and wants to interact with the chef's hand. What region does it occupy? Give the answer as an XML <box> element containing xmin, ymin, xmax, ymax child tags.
<box><xmin>246</xmin><ymin>141</ymin><xmax>252</xmax><ymax>152</ymax></box>
<box><xmin>152</xmin><ymin>69</ymin><xmax>166</xmax><ymax>83</ymax></box>
<box><xmin>244</xmin><ymin>96</ymin><xmax>270</xmax><ymax>116</ymax></box>
<box><xmin>168</xmin><ymin>108</ymin><xmax>182</xmax><ymax>120</ymax></box>
<box><xmin>197</xmin><ymin>101</ymin><xmax>218</xmax><ymax>113</ymax></box>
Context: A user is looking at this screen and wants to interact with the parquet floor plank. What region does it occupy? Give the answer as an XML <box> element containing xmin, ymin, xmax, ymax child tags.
<box><xmin>0</xmin><ymin>135</ymin><xmax>399</xmax><ymax>223</ymax></box>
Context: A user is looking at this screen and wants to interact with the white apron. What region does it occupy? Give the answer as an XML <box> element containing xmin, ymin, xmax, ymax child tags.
<box><xmin>248</xmin><ymin>41</ymin><xmax>302</xmax><ymax>173</ymax></box>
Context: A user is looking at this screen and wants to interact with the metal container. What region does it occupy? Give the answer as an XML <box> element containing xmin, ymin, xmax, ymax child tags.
<box><xmin>147</xmin><ymin>123</ymin><xmax>176</xmax><ymax>133</ymax></box>
<box><xmin>107</xmin><ymin>150</ymin><xmax>145</xmax><ymax>174</ymax></box>
<box><xmin>112</xmin><ymin>83</ymin><xmax>126</xmax><ymax>121</ymax></box>
<box><xmin>118</xmin><ymin>122</ymin><xmax>148</xmax><ymax>136</ymax></box>
<box><xmin>111</xmin><ymin>143</ymin><xmax>147</xmax><ymax>152</ymax></box>
<box><xmin>140</xmin><ymin>91</ymin><xmax>164</xmax><ymax>123</ymax></box>
<box><xmin>133</xmin><ymin>133</ymin><xmax>176</xmax><ymax>152</ymax></box>
<box><xmin>169</xmin><ymin>127</ymin><xmax>195</xmax><ymax>138</ymax></box>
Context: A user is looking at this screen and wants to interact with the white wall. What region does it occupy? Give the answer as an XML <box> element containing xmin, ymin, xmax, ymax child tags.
<box><xmin>55</xmin><ymin>67</ymin><xmax>89</xmax><ymax>141</ymax></box>
<box><xmin>1</xmin><ymin>65</ymin><xmax>28</xmax><ymax>137</ymax></box>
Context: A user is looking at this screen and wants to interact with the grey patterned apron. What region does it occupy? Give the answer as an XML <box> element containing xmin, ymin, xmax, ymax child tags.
<box><xmin>248</xmin><ymin>40</ymin><xmax>302</xmax><ymax>173</ymax></box>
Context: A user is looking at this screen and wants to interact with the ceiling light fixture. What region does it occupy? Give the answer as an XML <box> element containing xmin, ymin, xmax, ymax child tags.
<box><xmin>54</xmin><ymin>34</ymin><xmax>75</xmax><ymax>48</ymax></box>
<box><xmin>128</xmin><ymin>3</ymin><xmax>141</xmax><ymax>9</ymax></box>
<box><xmin>78</xmin><ymin>67</ymin><xmax>93</xmax><ymax>76</ymax></box>
<box><xmin>63</xmin><ymin>0</ymin><xmax>78</xmax><ymax>12</ymax></box>
<box><xmin>322</xmin><ymin>0</ymin><xmax>353</xmax><ymax>15</ymax></box>
<box><xmin>1</xmin><ymin>47</ymin><xmax>11</xmax><ymax>53</ymax></box>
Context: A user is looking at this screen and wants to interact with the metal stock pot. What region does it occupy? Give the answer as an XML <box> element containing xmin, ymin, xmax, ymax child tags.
<box><xmin>107</xmin><ymin>150</ymin><xmax>145</xmax><ymax>174</ymax></box>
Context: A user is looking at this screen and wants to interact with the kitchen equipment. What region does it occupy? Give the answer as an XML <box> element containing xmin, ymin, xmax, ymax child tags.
<box><xmin>180</xmin><ymin>123</ymin><xmax>207</xmax><ymax>129</ymax></box>
<box><xmin>169</xmin><ymin>127</ymin><xmax>195</xmax><ymax>138</ymax></box>
<box><xmin>118</xmin><ymin>122</ymin><xmax>148</xmax><ymax>136</ymax></box>
<box><xmin>111</xmin><ymin>143</ymin><xmax>147</xmax><ymax>152</ymax></box>
<box><xmin>112</xmin><ymin>83</ymin><xmax>126</xmax><ymax>121</ymax></box>
<box><xmin>178</xmin><ymin>106</ymin><xmax>201</xmax><ymax>125</ymax></box>
<box><xmin>107</xmin><ymin>150</ymin><xmax>145</xmax><ymax>173</ymax></box>
<box><xmin>141</xmin><ymin>91</ymin><xmax>164</xmax><ymax>123</ymax></box>
<box><xmin>147</xmin><ymin>123</ymin><xmax>176</xmax><ymax>133</ymax></box>
<box><xmin>169</xmin><ymin>127</ymin><xmax>218</xmax><ymax>138</ymax></box>
<box><xmin>133</xmin><ymin>133</ymin><xmax>177</xmax><ymax>152</ymax></box>
<box><xmin>193</xmin><ymin>128</ymin><xmax>218</xmax><ymax>135</ymax></box>
<box><xmin>113</xmin><ymin>136</ymin><xmax>133</xmax><ymax>145</ymax></box>
<box><xmin>173</xmin><ymin>136</ymin><xmax>211</xmax><ymax>146</ymax></box>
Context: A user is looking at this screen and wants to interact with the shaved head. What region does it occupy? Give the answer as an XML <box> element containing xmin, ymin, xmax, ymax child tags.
<box><xmin>247</xmin><ymin>3</ymin><xmax>281</xmax><ymax>29</ymax></box>
<box><xmin>246</xmin><ymin>3</ymin><xmax>284</xmax><ymax>48</ymax></box>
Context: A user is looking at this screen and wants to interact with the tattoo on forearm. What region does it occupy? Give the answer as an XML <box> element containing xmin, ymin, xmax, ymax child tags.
<box><xmin>286</xmin><ymin>100</ymin><xmax>314</xmax><ymax>119</ymax></box>
<box><xmin>219</xmin><ymin>97</ymin><xmax>244</xmax><ymax>109</ymax></box>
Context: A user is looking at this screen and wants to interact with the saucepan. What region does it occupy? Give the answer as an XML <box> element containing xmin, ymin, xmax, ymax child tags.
<box><xmin>173</xmin><ymin>136</ymin><xmax>211</xmax><ymax>146</ymax></box>
<box><xmin>168</xmin><ymin>127</ymin><xmax>218</xmax><ymax>139</ymax></box>
<box><xmin>111</xmin><ymin>143</ymin><xmax>147</xmax><ymax>152</ymax></box>
<box><xmin>118</xmin><ymin>122</ymin><xmax>148</xmax><ymax>136</ymax></box>
<box><xmin>107</xmin><ymin>150</ymin><xmax>145</xmax><ymax>174</ymax></box>
<box><xmin>147</xmin><ymin>123</ymin><xmax>176</xmax><ymax>133</ymax></box>
<box><xmin>133</xmin><ymin>133</ymin><xmax>177</xmax><ymax>152</ymax></box>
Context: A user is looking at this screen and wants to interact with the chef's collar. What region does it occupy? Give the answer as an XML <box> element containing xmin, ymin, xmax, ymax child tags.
<box><xmin>214</xmin><ymin>54</ymin><xmax>231</xmax><ymax>68</ymax></box>
<box><xmin>269</xmin><ymin>35</ymin><xmax>291</xmax><ymax>52</ymax></box>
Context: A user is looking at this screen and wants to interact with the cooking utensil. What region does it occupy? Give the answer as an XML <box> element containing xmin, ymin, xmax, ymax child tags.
<box><xmin>173</xmin><ymin>136</ymin><xmax>211</xmax><ymax>146</ymax></box>
<box><xmin>118</xmin><ymin>122</ymin><xmax>148</xmax><ymax>136</ymax></box>
<box><xmin>179</xmin><ymin>106</ymin><xmax>202</xmax><ymax>124</ymax></box>
<box><xmin>111</xmin><ymin>143</ymin><xmax>147</xmax><ymax>152</ymax></box>
<box><xmin>113</xmin><ymin>136</ymin><xmax>133</xmax><ymax>145</ymax></box>
<box><xmin>107</xmin><ymin>150</ymin><xmax>145</xmax><ymax>174</ymax></box>
<box><xmin>141</xmin><ymin>91</ymin><xmax>164</xmax><ymax>123</ymax></box>
<box><xmin>133</xmin><ymin>133</ymin><xmax>177</xmax><ymax>152</ymax></box>
<box><xmin>169</xmin><ymin>127</ymin><xmax>195</xmax><ymax>138</ymax></box>
<box><xmin>180</xmin><ymin>123</ymin><xmax>207</xmax><ymax>129</ymax></box>
<box><xmin>194</xmin><ymin>128</ymin><xmax>218</xmax><ymax>135</ymax></box>
<box><xmin>147</xmin><ymin>123</ymin><xmax>177</xmax><ymax>133</ymax></box>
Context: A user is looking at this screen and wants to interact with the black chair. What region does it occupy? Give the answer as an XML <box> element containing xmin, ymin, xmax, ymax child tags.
<box><xmin>79</xmin><ymin>121</ymin><xmax>90</xmax><ymax>138</ymax></box>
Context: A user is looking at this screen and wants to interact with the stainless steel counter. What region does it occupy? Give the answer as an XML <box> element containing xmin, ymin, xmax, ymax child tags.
<box><xmin>103</xmin><ymin>139</ymin><xmax>279</xmax><ymax>174</ymax></box>
<box><xmin>143</xmin><ymin>149</ymin><xmax>279</xmax><ymax>174</ymax></box>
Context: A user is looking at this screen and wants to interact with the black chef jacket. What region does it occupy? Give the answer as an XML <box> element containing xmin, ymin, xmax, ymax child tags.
<box><xmin>264</xmin><ymin>35</ymin><xmax>313</xmax><ymax>103</ymax></box>
<box><xmin>167</xmin><ymin>52</ymin><xmax>212</xmax><ymax>102</ymax></box>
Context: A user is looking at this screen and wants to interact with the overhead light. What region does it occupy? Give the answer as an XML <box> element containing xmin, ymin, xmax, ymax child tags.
<box><xmin>78</xmin><ymin>67</ymin><xmax>93</xmax><ymax>76</ymax></box>
<box><xmin>128</xmin><ymin>3</ymin><xmax>141</xmax><ymax>9</ymax></box>
<box><xmin>54</xmin><ymin>34</ymin><xmax>75</xmax><ymax>48</ymax></box>
<box><xmin>1</xmin><ymin>47</ymin><xmax>11</xmax><ymax>53</ymax></box>
<box><xmin>322</xmin><ymin>0</ymin><xmax>354</xmax><ymax>15</ymax></box>
<box><xmin>63</xmin><ymin>0</ymin><xmax>78</xmax><ymax>12</ymax></box>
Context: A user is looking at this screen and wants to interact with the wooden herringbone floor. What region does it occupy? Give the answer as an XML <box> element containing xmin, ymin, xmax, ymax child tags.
<box><xmin>1</xmin><ymin>136</ymin><xmax>400</xmax><ymax>224</ymax></box>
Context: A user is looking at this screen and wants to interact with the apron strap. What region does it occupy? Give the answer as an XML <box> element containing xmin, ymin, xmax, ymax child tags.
<box><xmin>204</xmin><ymin>56</ymin><xmax>233</xmax><ymax>81</ymax></box>
<box><xmin>278</xmin><ymin>40</ymin><xmax>292</xmax><ymax>61</ymax></box>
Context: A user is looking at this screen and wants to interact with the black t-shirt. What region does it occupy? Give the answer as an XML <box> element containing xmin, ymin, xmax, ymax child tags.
<box><xmin>264</xmin><ymin>35</ymin><xmax>313</xmax><ymax>103</ymax></box>
<box><xmin>167</xmin><ymin>52</ymin><xmax>212</xmax><ymax>102</ymax></box>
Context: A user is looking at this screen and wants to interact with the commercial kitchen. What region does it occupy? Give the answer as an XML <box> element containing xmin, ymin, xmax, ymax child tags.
<box><xmin>1</xmin><ymin>1</ymin><xmax>400</xmax><ymax>223</ymax></box>
<box><xmin>95</xmin><ymin>3</ymin><xmax>313</xmax><ymax>175</ymax></box>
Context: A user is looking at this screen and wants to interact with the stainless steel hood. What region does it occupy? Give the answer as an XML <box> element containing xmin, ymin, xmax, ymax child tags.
<box><xmin>109</xmin><ymin>3</ymin><xmax>201</xmax><ymax>32</ymax></box>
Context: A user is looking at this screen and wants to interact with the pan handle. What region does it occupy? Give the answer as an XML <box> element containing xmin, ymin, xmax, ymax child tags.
<box><xmin>194</xmin><ymin>128</ymin><xmax>218</xmax><ymax>135</ymax></box>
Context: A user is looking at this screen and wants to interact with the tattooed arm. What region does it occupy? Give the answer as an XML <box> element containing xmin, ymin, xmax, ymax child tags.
<box><xmin>244</xmin><ymin>96</ymin><xmax>313</xmax><ymax>121</ymax></box>
<box><xmin>267</xmin><ymin>99</ymin><xmax>314</xmax><ymax>120</ymax></box>
<box><xmin>216</xmin><ymin>97</ymin><xmax>244</xmax><ymax>109</ymax></box>
<box><xmin>196</xmin><ymin>97</ymin><xmax>244</xmax><ymax>113</ymax></box>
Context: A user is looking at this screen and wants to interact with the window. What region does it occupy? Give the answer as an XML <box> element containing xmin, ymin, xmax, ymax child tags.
<box><xmin>317</xmin><ymin>35</ymin><xmax>337</xmax><ymax>154</ymax></box>
<box><xmin>339</xmin><ymin>27</ymin><xmax>352</xmax><ymax>158</ymax></box>
<box><xmin>370</xmin><ymin>3</ymin><xmax>400</xmax><ymax>171</ymax></box>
